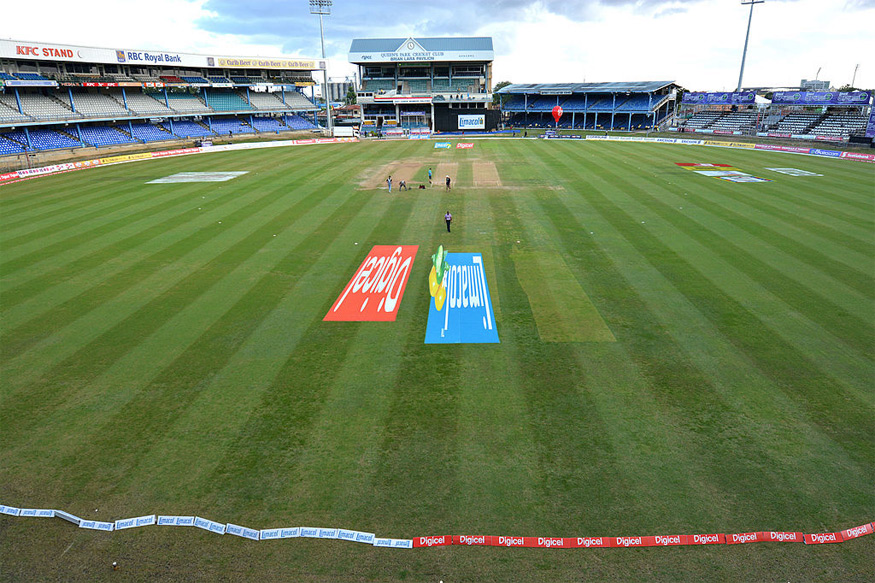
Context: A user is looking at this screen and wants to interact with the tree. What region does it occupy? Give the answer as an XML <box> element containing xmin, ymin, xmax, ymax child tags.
<box><xmin>346</xmin><ymin>86</ymin><xmax>357</xmax><ymax>105</ymax></box>
<box><xmin>493</xmin><ymin>80</ymin><xmax>512</xmax><ymax>106</ymax></box>
<box><xmin>837</xmin><ymin>84</ymin><xmax>858</xmax><ymax>92</ymax></box>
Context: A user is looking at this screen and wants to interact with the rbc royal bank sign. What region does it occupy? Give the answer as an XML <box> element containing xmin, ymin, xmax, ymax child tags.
<box><xmin>425</xmin><ymin>247</ymin><xmax>499</xmax><ymax>344</ymax></box>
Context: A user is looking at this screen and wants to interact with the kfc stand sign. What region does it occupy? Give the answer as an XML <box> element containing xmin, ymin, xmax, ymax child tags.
<box><xmin>324</xmin><ymin>245</ymin><xmax>418</xmax><ymax>321</ymax></box>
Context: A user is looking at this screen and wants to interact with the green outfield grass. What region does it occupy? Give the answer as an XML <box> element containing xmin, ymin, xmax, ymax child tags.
<box><xmin>1</xmin><ymin>139</ymin><xmax>872</xmax><ymax>581</ymax></box>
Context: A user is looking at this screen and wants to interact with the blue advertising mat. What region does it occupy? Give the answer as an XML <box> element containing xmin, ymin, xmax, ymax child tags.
<box><xmin>425</xmin><ymin>252</ymin><xmax>499</xmax><ymax>344</ymax></box>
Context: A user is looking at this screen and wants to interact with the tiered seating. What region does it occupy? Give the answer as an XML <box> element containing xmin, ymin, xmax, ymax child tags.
<box><xmin>710</xmin><ymin>112</ymin><xmax>757</xmax><ymax>132</ymax></box>
<box><xmin>283</xmin><ymin>114</ymin><xmax>317</xmax><ymax>130</ymax></box>
<box><xmin>0</xmin><ymin>100</ymin><xmax>30</xmax><ymax>123</ymax></box>
<box><xmin>0</xmin><ymin>133</ymin><xmax>27</xmax><ymax>155</ymax></box>
<box><xmin>231</xmin><ymin>76</ymin><xmax>254</xmax><ymax>84</ymax></box>
<box><xmin>159</xmin><ymin>75</ymin><xmax>185</xmax><ymax>84</ymax></box>
<box><xmin>70</xmin><ymin>92</ymin><xmax>129</xmax><ymax>117</ymax></box>
<box><xmin>180</xmin><ymin>76</ymin><xmax>209</xmax><ymax>84</ymax></box>
<box><xmin>247</xmin><ymin>92</ymin><xmax>291</xmax><ymax>111</ymax></box>
<box><xmin>210</xmin><ymin>117</ymin><xmax>254</xmax><ymax>135</ymax></box>
<box><xmin>682</xmin><ymin>111</ymin><xmax>721</xmax><ymax>129</ymax></box>
<box><xmin>79</xmin><ymin>126</ymin><xmax>137</xmax><ymax>147</ymax></box>
<box><xmin>448</xmin><ymin>78</ymin><xmax>478</xmax><ymax>92</ymax></box>
<box><xmin>584</xmin><ymin>97</ymin><xmax>615</xmax><ymax>111</ymax></box>
<box><xmin>283</xmin><ymin>91</ymin><xmax>317</xmax><ymax>110</ymax></box>
<box><xmin>129</xmin><ymin>122</ymin><xmax>174</xmax><ymax>142</ymax></box>
<box><xmin>123</xmin><ymin>92</ymin><xmax>174</xmax><ymax>115</ymax></box>
<box><xmin>772</xmin><ymin>113</ymin><xmax>821</xmax><ymax>134</ymax></box>
<box><xmin>12</xmin><ymin>93</ymin><xmax>78</xmax><ymax>120</ymax></box>
<box><xmin>250</xmin><ymin>117</ymin><xmax>286</xmax><ymax>132</ymax></box>
<box><xmin>364</xmin><ymin>79</ymin><xmax>395</xmax><ymax>93</ymax></box>
<box><xmin>405</xmin><ymin>79</ymin><xmax>428</xmax><ymax>93</ymax></box>
<box><xmin>809</xmin><ymin>114</ymin><xmax>867</xmax><ymax>137</ymax></box>
<box><xmin>0</xmin><ymin>72</ymin><xmax>16</xmax><ymax>80</ymax></box>
<box><xmin>615</xmin><ymin>95</ymin><xmax>655</xmax><ymax>111</ymax></box>
<box><xmin>208</xmin><ymin>76</ymin><xmax>231</xmax><ymax>84</ymax></box>
<box><xmin>207</xmin><ymin>91</ymin><xmax>251</xmax><ymax>111</ymax></box>
<box><xmin>14</xmin><ymin>72</ymin><xmax>49</xmax><ymax>81</ymax></box>
<box><xmin>163</xmin><ymin>120</ymin><xmax>214</xmax><ymax>138</ymax></box>
<box><xmin>26</xmin><ymin>128</ymin><xmax>81</xmax><ymax>150</ymax></box>
<box><xmin>166</xmin><ymin>93</ymin><xmax>211</xmax><ymax>114</ymax></box>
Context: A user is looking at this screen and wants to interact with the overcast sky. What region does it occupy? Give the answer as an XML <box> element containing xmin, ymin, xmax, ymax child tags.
<box><xmin>2</xmin><ymin>0</ymin><xmax>873</xmax><ymax>90</ymax></box>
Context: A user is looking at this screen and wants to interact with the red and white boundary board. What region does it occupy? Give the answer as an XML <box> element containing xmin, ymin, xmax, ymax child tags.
<box><xmin>0</xmin><ymin>505</ymin><xmax>871</xmax><ymax>549</ymax></box>
<box><xmin>324</xmin><ymin>245</ymin><xmax>418</xmax><ymax>321</ymax></box>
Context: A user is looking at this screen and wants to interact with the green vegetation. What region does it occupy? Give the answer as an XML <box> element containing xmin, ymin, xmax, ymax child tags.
<box><xmin>1</xmin><ymin>140</ymin><xmax>872</xmax><ymax>581</ymax></box>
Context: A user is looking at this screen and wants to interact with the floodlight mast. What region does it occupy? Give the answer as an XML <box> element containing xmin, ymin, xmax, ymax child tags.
<box><xmin>309</xmin><ymin>0</ymin><xmax>333</xmax><ymax>133</ymax></box>
<box><xmin>736</xmin><ymin>0</ymin><xmax>764</xmax><ymax>92</ymax></box>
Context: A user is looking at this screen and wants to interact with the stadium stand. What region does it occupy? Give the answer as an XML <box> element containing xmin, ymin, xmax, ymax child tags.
<box><xmin>210</xmin><ymin>117</ymin><xmax>254</xmax><ymax>135</ymax></box>
<box><xmin>0</xmin><ymin>133</ymin><xmax>28</xmax><ymax>155</ymax></box>
<box><xmin>405</xmin><ymin>79</ymin><xmax>429</xmax><ymax>93</ymax></box>
<box><xmin>123</xmin><ymin>92</ymin><xmax>174</xmax><ymax>115</ymax></box>
<box><xmin>4</xmin><ymin>93</ymin><xmax>78</xmax><ymax>120</ymax></box>
<box><xmin>283</xmin><ymin>91</ymin><xmax>317</xmax><ymax>110</ymax></box>
<box><xmin>0</xmin><ymin>100</ymin><xmax>31</xmax><ymax>123</ymax></box>
<box><xmin>208</xmin><ymin>76</ymin><xmax>231</xmax><ymax>84</ymax></box>
<box><xmin>166</xmin><ymin>93</ymin><xmax>211</xmax><ymax>114</ymax></box>
<box><xmin>231</xmin><ymin>76</ymin><xmax>254</xmax><ymax>84</ymax></box>
<box><xmin>13</xmin><ymin>72</ymin><xmax>50</xmax><ymax>81</ymax></box>
<box><xmin>128</xmin><ymin>122</ymin><xmax>175</xmax><ymax>143</ymax></box>
<box><xmin>162</xmin><ymin>120</ymin><xmax>214</xmax><ymax>138</ymax></box>
<box><xmin>250</xmin><ymin>116</ymin><xmax>287</xmax><ymax>132</ymax></box>
<box><xmin>159</xmin><ymin>75</ymin><xmax>185</xmax><ymax>84</ymax></box>
<box><xmin>682</xmin><ymin>111</ymin><xmax>722</xmax><ymax>129</ymax></box>
<box><xmin>207</xmin><ymin>90</ymin><xmax>251</xmax><ymax>111</ymax></box>
<box><xmin>710</xmin><ymin>112</ymin><xmax>758</xmax><ymax>132</ymax></box>
<box><xmin>364</xmin><ymin>79</ymin><xmax>395</xmax><ymax>93</ymax></box>
<box><xmin>180</xmin><ymin>76</ymin><xmax>210</xmax><ymax>84</ymax></box>
<box><xmin>78</xmin><ymin>125</ymin><xmax>138</xmax><ymax>147</ymax></box>
<box><xmin>0</xmin><ymin>72</ymin><xmax>16</xmax><ymax>80</ymax></box>
<box><xmin>772</xmin><ymin>112</ymin><xmax>821</xmax><ymax>134</ymax></box>
<box><xmin>283</xmin><ymin>114</ymin><xmax>317</xmax><ymax>130</ymax></box>
<box><xmin>809</xmin><ymin>114</ymin><xmax>868</xmax><ymax>137</ymax></box>
<box><xmin>247</xmin><ymin>92</ymin><xmax>292</xmax><ymax>111</ymax></box>
<box><xmin>26</xmin><ymin>128</ymin><xmax>82</xmax><ymax>150</ymax></box>
<box><xmin>69</xmin><ymin>91</ymin><xmax>129</xmax><ymax>117</ymax></box>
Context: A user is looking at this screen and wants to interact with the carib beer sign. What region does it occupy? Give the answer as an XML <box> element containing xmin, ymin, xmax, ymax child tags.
<box><xmin>425</xmin><ymin>246</ymin><xmax>499</xmax><ymax>344</ymax></box>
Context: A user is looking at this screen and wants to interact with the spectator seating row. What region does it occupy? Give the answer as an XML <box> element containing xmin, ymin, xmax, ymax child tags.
<box><xmin>180</xmin><ymin>76</ymin><xmax>210</xmax><ymax>84</ymax></box>
<box><xmin>79</xmin><ymin>125</ymin><xmax>138</xmax><ymax>147</ymax></box>
<box><xmin>283</xmin><ymin>114</ymin><xmax>317</xmax><ymax>130</ymax></box>
<box><xmin>363</xmin><ymin>79</ymin><xmax>395</xmax><ymax>93</ymax></box>
<box><xmin>70</xmin><ymin>92</ymin><xmax>129</xmax><ymax>117</ymax></box>
<box><xmin>160</xmin><ymin>120</ymin><xmax>213</xmax><ymax>138</ymax></box>
<box><xmin>166</xmin><ymin>93</ymin><xmax>212</xmax><ymax>114</ymax></box>
<box><xmin>809</xmin><ymin>114</ymin><xmax>868</xmax><ymax>137</ymax></box>
<box><xmin>128</xmin><ymin>122</ymin><xmax>175</xmax><ymax>142</ymax></box>
<box><xmin>0</xmin><ymin>133</ymin><xmax>27</xmax><ymax>155</ymax></box>
<box><xmin>710</xmin><ymin>112</ymin><xmax>758</xmax><ymax>132</ymax></box>
<box><xmin>247</xmin><ymin>92</ymin><xmax>290</xmax><ymax>110</ymax></box>
<box><xmin>208</xmin><ymin>91</ymin><xmax>251</xmax><ymax>112</ymax></box>
<box><xmin>210</xmin><ymin>117</ymin><xmax>254</xmax><ymax>135</ymax></box>
<box><xmin>771</xmin><ymin>113</ymin><xmax>821</xmax><ymax>134</ymax></box>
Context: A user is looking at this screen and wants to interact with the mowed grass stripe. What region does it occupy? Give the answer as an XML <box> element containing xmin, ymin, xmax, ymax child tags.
<box><xmin>50</xmin><ymin>185</ymin><xmax>380</xmax><ymax>501</ymax></box>
<box><xmin>0</xmin><ymin>153</ymin><xmax>387</xmax><ymax>487</ymax></box>
<box><xmin>0</xmin><ymin>148</ymin><xmax>364</xmax><ymax>425</ymax></box>
<box><xmin>509</xmin><ymin>141</ymin><xmax>798</xmax><ymax>526</ymax></box>
<box><xmin>269</xmin><ymin>182</ymin><xmax>447</xmax><ymax>525</ymax></box>
<box><xmin>620</xmin><ymin>144</ymin><xmax>874</xmax><ymax>291</ymax></box>
<box><xmin>0</xmin><ymin>179</ymin><xmax>252</xmax><ymax>315</ymax></box>
<box><xmin>497</xmin><ymin>143</ymin><xmax>730</xmax><ymax>528</ymax></box>
<box><xmin>537</xmin><ymin>144</ymin><xmax>871</xmax><ymax>524</ymax></box>
<box><xmin>592</xmin><ymin>147</ymin><xmax>873</xmax><ymax>354</ymax></box>
<box><xmin>196</xmin><ymin>193</ymin><xmax>419</xmax><ymax>520</ymax></box>
<box><xmin>563</xmin><ymin>145</ymin><xmax>873</xmax><ymax>469</ymax></box>
<box><xmin>0</xmin><ymin>149</ymin><xmax>353</xmax><ymax>366</ymax></box>
<box><xmin>584</xmin><ymin>145</ymin><xmax>874</xmax><ymax>394</ymax></box>
<box><xmin>0</xmin><ymin>146</ymin><xmax>353</xmax><ymax>315</ymax></box>
<box><xmin>125</xmin><ymin>163</ymin><xmax>407</xmax><ymax>503</ymax></box>
<box><xmin>486</xmin><ymin>185</ymin><xmax>636</xmax><ymax>531</ymax></box>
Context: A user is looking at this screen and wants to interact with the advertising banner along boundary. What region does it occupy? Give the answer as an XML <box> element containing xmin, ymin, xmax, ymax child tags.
<box><xmin>0</xmin><ymin>505</ymin><xmax>870</xmax><ymax>550</ymax></box>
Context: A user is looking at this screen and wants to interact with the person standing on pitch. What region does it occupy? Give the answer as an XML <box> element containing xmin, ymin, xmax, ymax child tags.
<box><xmin>386</xmin><ymin>175</ymin><xmax>392</xmax><ymax>193</ymax></box>
<box><xmin>445</xmin><ymin>175</ymin><xmax>451</xmax><ymax>191</ymax></box>
<box><xmin>428</xmin><ymin>167</ymin><xmax>433</xmax><ymax>185</ymax></box>
<box><xmin>445</xmin><ymin>210</ymin><xmax>452</xmax><ymax>233</ymax></box>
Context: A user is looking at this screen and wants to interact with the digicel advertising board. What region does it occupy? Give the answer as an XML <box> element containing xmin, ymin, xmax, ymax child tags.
<box><xmin>324</xmin><ymin>245</ymin><xmax>418</xmax><ymax>321</ymax></box>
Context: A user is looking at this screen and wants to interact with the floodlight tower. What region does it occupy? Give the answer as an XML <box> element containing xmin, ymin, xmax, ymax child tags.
<box><xmin>309</xmin><ymin>0</ymin><xmax>333</xmax><ymax>133</ymax></box>
<box><xmin>736</xmin><ymin>0</ymin><xmax>764</xmax><ymax>92</ymax></box>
